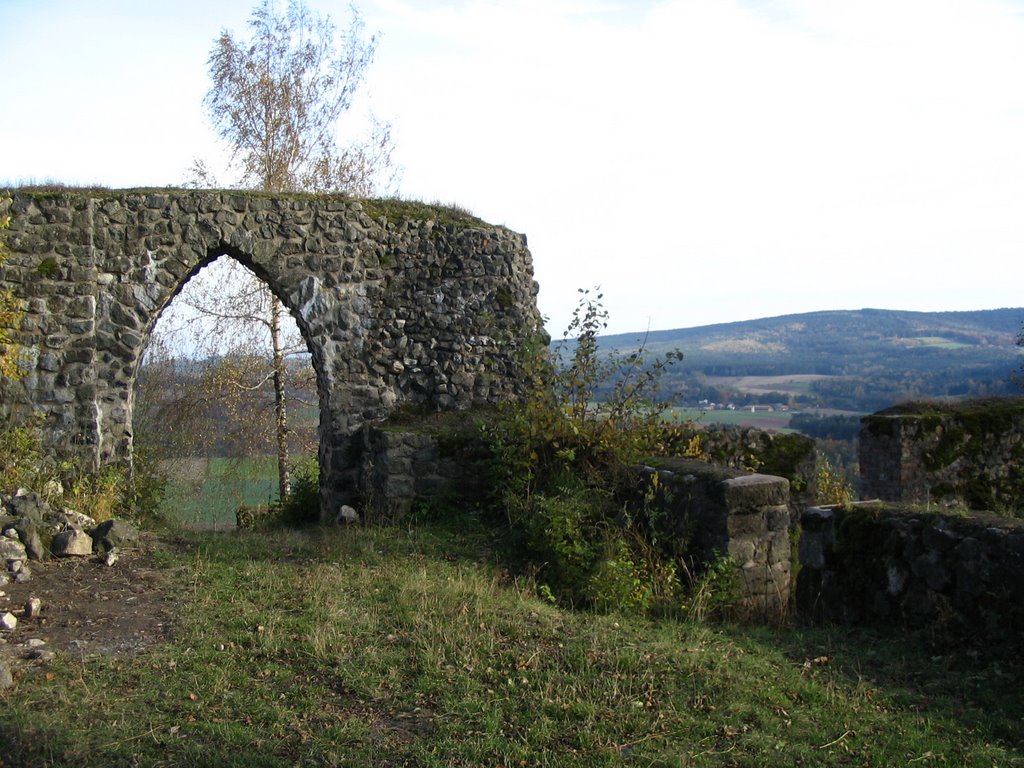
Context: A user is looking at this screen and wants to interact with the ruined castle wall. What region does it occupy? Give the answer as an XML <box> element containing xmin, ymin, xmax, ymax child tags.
<box><xmin>796</xmin><ymin>503</ymin><xmax>1024</xmax><ymax>641</ymax></box>
<box><xmin>859</xmin><ymin>398</ymin><xmax>1024</xmax><ymax>510</ymax></box>
<box><xmin>0</xmin><ymin>189</ymin><xmax>544</xmax><ymax>518</ymax></box>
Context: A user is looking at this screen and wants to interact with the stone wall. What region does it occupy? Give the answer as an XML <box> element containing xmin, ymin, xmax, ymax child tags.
<box><xmin>682</xmin><ymin>425</ymin><xmax>817</xmax><ymax>519</ymax></box>
<box><xmin>352</xmin><ymin>422</ymin><xmax>795</xmax><ymax>620</ymax></box>
<box><xmin>796</xmin><ymin>502</ymin><xmax>1024</xmax><ymax>641</ymax></box>
<box><xmin>0</xmin><ymin>189</ymin><xmax>544</xmax><ymax>518</ymax></box>
<box><xmin>859</xmin><ymin>397</ymin><xmax>1024</xmax><ymax>510</ymax></box>
<box><xmin>354</xmin><ymin>423</ymin><xmax>489</xmax><ymax>522</ymax></box>
<box><xmin>636</xmin><ymin>457</ymin><xmax>792</xmax><ymax>621</ymax></box>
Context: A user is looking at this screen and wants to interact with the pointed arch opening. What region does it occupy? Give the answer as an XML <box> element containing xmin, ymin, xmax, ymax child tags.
<box><xmin>132</xmin><ymin>247</ymin><xmax>325</xmax><ymax>528</ymax></box>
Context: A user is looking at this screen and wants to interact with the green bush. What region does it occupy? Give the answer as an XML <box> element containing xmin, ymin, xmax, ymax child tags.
<box><xmin>488</xmin><ymin>288</ymin><xmax>689</xmax><ymax>613</ymax></box>
<box><xmin>679</xmin><ymin>553</ymin><xmax>738</xmax><ymax>622</ymax></box>
<box><xmin>269</xmin><ymin>457</ymin><xmax>320</xmax><ymax>526</ymax></box>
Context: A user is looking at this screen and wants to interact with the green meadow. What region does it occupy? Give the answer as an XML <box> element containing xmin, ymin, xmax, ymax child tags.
<box><xmin>3</xmin><ymin>521</ymin><xmax>1021</xmax><ymax>766</ymax></box>
<box><xmin>158</xmin><ymin>455</ymin><xmax>288</xmax><ymax>527</ymax></box>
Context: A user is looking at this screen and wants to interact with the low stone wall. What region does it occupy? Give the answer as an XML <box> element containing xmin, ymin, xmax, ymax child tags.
<box><xmin>859</xmin><ymin>397</ymin><xmax>1024</xmax><ymax>510</ymax></box>
<box><xmin>353</xmin><ymin>422</ymin><xmax>795</xmax><ymax>621</ymax></box>
<box><xmin>354</xmin><ymin>423</ymin><xmax>488</xmax><ymax>522</ymax></box>
<box><xmin>669</xmin><ymin>425</ymin><xmax>817</xmax><ymax>520</ymax></box>
<box><xmin>636</xmin><ymin>457</ymin><xmax>792</xmax><ymax>622</ymax></box>
<box><xmin>796</xmin><ymin>502</ymin><xmax>1024</xmax><ymax>641</ymax></box>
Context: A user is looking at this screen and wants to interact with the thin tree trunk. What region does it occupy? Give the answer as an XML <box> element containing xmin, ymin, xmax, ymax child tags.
<box><xmin>271</xmin><ymin>295</ymin><xmax>291</xmax><ymax>500</ymax></box>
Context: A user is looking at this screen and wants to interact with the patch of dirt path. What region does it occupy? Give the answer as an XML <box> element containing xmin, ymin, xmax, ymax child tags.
<box><xmin>0</xmin><ymin>534</ymin><xmax>179</xmax><ymax>670</ymax></box>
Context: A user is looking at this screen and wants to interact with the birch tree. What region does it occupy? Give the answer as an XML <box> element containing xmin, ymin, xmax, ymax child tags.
<box><xmin>145</xmin><ymin>0</ymin><xmax>395</xmax><ymax>503</ymax></box>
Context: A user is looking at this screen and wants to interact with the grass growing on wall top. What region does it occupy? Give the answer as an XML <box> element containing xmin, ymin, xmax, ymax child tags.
<box><xmin>361</xmin><ymin>197</ymin><xmax>487</xmax><ymax>228</ymax></box>
<box><xmin>2</xmin><ymin>184</ymin><xmax>489</xmax><ymax>228</ymax></box>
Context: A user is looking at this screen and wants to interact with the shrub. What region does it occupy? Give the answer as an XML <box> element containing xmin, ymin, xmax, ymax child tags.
<box><xmin>816</xmin><ymin>451</ymin><xmax>854</xmax><ymax>506</ymax></box>
<box><xmin>0</xmin><ymin>417</ymin><xmax>166</xmax><ymax>524</ymax></box>
<box><xmin>678</xmin><ymin>553</ymin><xmax>738</xmax><ymax>622</ymax></box>
<box><xmin>269</xmin><ymin>456</ymin><xmax>319</xmax><ymax>526</ymax></box>
<box><xmin>488</xmin><ymin>288</ymin><xmax>689</xmax><ymax>612</ymax></box>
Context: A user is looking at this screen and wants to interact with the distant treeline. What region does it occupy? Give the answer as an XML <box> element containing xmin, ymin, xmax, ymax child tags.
<box><xmin>788</xmin><ymin>414</ymin><xmax>862</xmax><ymax>441</ymax></box>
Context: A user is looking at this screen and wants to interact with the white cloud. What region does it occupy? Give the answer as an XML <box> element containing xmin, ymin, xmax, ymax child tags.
<box><xmin>3</xmin><ymin>0</ymin><xmax>1023</xmax><ymax>333</ymax></box>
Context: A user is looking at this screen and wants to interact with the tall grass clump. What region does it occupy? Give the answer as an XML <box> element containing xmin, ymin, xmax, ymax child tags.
<box><xmin>0</xmin><ymin>416</ymin><xmax>166</xmax><ymax>524</ymax></box>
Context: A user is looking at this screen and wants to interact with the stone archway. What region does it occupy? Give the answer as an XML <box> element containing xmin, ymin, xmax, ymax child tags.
<box><xmin>0</xmin><ymin>189</ymin><xmax>544</xmax><ymax>518</ymax></box>
<box><xmin>133</xmin><ymin>246</ymin><xmax>329</xmax><ymax>511</ymax></box>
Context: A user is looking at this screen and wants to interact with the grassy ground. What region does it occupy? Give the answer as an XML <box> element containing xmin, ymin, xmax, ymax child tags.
<box><xmin>2</xmin><ymin>518</ymin><xmax>1021</xmax><ymax>766</ymax></box>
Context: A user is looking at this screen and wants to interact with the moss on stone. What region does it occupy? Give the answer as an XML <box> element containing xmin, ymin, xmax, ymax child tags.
<box><xmin>4</xmin><ymin>187</ymin><xmax>490</xmax><ymax>229</ymax></box>
<box><xmin>361</xmin><ymin>197</ymin><xmax>487</xmax><ymax>229</ymax></box>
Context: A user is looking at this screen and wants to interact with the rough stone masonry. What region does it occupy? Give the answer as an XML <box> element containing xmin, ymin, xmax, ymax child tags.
<box><xmin>0</xmin><ymin>189</ymin><xmax>545</xmax><ymax>518</ymax></box>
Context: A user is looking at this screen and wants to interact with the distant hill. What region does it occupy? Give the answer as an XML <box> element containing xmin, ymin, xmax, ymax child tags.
<box><xmin>592</xmin><ymin>308</ymin><xmax>1024</xmax><ymax>412</ymax></box>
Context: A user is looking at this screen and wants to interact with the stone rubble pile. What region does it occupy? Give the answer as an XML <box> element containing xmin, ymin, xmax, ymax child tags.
<box><xmin>0</xmin><ymin>489</ymin><xmax>140</xmax><ymax>578</ymax></box>
<box><xmin>0</xmin><ymin>490</ymin><xmax>140</xmax><ymax>687</ymax></box>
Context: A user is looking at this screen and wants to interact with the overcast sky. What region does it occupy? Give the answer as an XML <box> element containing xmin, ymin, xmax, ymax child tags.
<box><xmin>3</xmin><ymin>0</ymin><xmax>1023</xmax><ymax>336</ymax></box>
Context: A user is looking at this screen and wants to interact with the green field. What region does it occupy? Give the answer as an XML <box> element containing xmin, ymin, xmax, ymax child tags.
<box><xmin>158</xmin><ymin>455</ymin><xmax>291</xmax><ymax>527</ymax></box>
<box><xmin>668</xmin><ymin>407</ymin><xmax>794</xmax><ymax>432</ymax></box>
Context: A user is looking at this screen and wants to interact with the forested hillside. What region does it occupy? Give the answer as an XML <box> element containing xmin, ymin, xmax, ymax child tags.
<box><xmin>593</xmin><ymin>307</ymin><xmax>1023</xmax><ymax>412</ymax></box>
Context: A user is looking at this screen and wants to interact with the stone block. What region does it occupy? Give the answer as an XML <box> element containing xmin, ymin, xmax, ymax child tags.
<box><xmin>90</xmin><ymin>519</ymin><xmax>140</xmax><ymax>552</ymax></box>
<box><xmin>52</xmin><ymin>528</ymin><xmax>93</xmax><ymax>558</ymax></box>
<box><xmin>799</xmin><ymin>531</ymin><xmax>827</xmax><ymax>570</ymax></box>
<box><xmin>728</xmin><ymin>537</ymin><xmax>757</xmax><ymax>566</ymax></box>
<box><xmin>727</xmin><ymin>511</ymin><xmax>766</xmax><ymax>537</ymax></box>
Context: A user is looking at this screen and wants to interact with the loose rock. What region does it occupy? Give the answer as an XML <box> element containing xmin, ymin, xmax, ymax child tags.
<box><xmin>25</xmin><ymin>598</ymin><xmax>41</xmax><ymax>618</ymax></box>
<box><xmin>15</xmin><ymin>521</ymin><xmax>45</xmax><ymax>561</ymax></box>
<box><xmin>0</xmin><ymin>612</ymin><xmax>17</xmax><ymax>631</ymax></box>
<box><xmin>49</xmin><ymin>510</ymin><xmax>96</xmax><ymax>533</ymax></box>
<box><xmin>336</xmin><ymin>505</ymin><xmax>360</xmax><ymax>525</ymax></box>
<box><xmin>91</xmin><ymin>519</ymin><xmax>139</xmax><ymax>552</ymax></box>
<box><xmin>52</xmin><ymin>528</ymin><xmax>93</xmax><ymax>558</ymax></box>
<box><xmin>3</xmin><ymin>491</ymin><xmax>50</xmax><ymax>524</ymax></box>
<box><xmin>0</xmin><ymin>537</ymin><xmax>27</xmax><ymax>563</ymax></box>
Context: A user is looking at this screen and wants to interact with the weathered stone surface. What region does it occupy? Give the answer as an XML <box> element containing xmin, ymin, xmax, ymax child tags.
<box><xmin>90</xmin><ymin>519</ymin><xmax>139</xmax><ymax>552</ymax></box>
<box><xmin>51</xmin><ymin>528</ymin><xmax>93</xmax><ymax>558</ymax></box>
<box><xmin>3</xmin><ymin>491</ymin><xmax>50</xmax><ymax>524</ymax></box>
<box><xmin>24</xmin><ymin>597</ymin><xmax>42</xmax><ymax>618</ymax></box>
<box><xmin>859</xmin><ymin>398</ymin><xmax>1024</xmax><ymax>510</ymax></box>
<box><xmin>14</xmin><ymin>520</ymin><xmax>45</xmax><ymax>561</ymax></box>
<box><xmin>1</xmin><ymin>190</ymin><xmax>545</xmax><ymax>519</ymax></box>
<box><xmin>0</xmin><ymin>662</ymin><xmax>12</xmax><ymax>688</ymax></box>
<box><xmin>0</xmin><ymin>537</ymin><xmax>27</xmax><ymax>563</ymax></box>
<box><xmin>0</xmin><ymin>612</ymin><xmax>17</xmax><ymax>631</ymax></box>
<box><xmin>48</xmin><ymin>509</ymin><xmax>96</xmax><ymax>533</ymax></box>
<box><xmin>628</xmin><ymin>458</ymin><xmax>793</xmax><ymax>622</ymax></box>
<box><xmin>796</xmin><ymin>502</ymin><xmax>1024</xmax><ymax>641</ymax></box>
